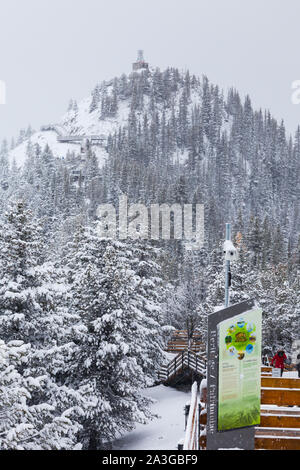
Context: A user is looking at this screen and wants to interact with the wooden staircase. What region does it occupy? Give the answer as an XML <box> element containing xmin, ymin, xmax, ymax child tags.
<box><xmin>159</xmin><ymin>350</ymin><xmax>206</xmax><ymax>384</ymax></box>
<box><xmin>166</xmin><ymin>330</ymin><xmax>205</xmax><ymax>354</ymax></box>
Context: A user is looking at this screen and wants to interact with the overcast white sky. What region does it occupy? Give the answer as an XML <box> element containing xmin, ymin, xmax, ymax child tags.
<box><xmin>1</xmin><ymin>0</ymin><xmax>300</xmax><ymax>143</ymax></box>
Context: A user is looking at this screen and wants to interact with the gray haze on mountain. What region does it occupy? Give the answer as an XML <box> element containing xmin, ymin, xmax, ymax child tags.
<box><xmin>1</xmin><ymin>0</ymin><xmax>300</xmax><ymax>142</ymax></box>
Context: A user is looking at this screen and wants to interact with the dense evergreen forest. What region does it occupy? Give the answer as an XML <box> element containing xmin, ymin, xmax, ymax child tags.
<box><xmin>0</xmin><ymin>66</ymin><xmax>299</xmax><ymax>448</ymax></box>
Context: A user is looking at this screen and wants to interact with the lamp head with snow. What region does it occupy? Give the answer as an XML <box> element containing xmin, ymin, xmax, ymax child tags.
<box><xmin>223</xmin><ymin>240</ymin><xmax>239</xmax><ymax>262</ymax></box>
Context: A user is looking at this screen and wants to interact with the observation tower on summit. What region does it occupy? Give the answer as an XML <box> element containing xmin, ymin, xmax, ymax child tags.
<box><xmin>132</xmin><ymin>50</ymin><xmax>149</xmax><ymax>71</ymax></box>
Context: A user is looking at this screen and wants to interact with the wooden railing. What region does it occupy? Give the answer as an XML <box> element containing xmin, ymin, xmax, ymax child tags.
<box><xmin>158</xmin><ymin>350</ymin><xmax>206</xmax><ymax>383</ymax></box>
<box><xmin>57</xmin><ymin>134</ymin><xmax>107</xmax><ymax>144</ymax></box>
<box><xmin>183</xmin><ymin>382</ymin><xmax>200</xmax><ymax>450</ymax></box>
<box><xmin>261</xmin><ymin>365</ymin><xmax>273</xmax><ymax>376</ymax></box>
<box><xmin>257</xmin><ymin>376</ymin><xmax>300</xmax><ymax>450</ymax></box>
<box><xmin>199</xmin><ymin>372</ymin><xmax>300</xmax><ymax>450</ymax></box>
<box><xmin>166</xmin><ymin>330</ymin><xmax>205</xmax><ymax>354</ymax></box>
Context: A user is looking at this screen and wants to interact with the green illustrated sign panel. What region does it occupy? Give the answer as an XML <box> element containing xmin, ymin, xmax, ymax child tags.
<box><xmin>218</xmin><ymin>308</ymin><xmax>262</xmax><ymax>432</ymax></box>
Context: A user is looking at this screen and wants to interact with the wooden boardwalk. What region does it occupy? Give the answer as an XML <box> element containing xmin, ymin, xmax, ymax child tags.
<box><xmin>198</xmin><ymin>366</ymin><xmax>300</xmax><ymax>450</ymax></box>
<box><xmin>164</xmin><ymin>332</ymin><xmax>300</xmax><ymax>450</ymax></box>
<box><xmin>256</xmin><ymin>368</ymin><xmax>300</xmax><ymax>450</ymax></box>
<box><xmin>40</xmin><ymin>124</ymin><xmax>107</xmax><ymax>146</ymax></box>
<box><xmin>57</xmin><ymin>134</ymin><xmax>107</xmax><ymax>144</ymax></box>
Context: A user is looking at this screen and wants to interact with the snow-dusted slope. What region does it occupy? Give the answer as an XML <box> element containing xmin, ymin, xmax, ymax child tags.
<box><xmin>9</xmin><ymin>131</ymin><xmax>81</xmax><ymax>167</ymax></box>
<box><xmin>8</xmin><ymin>70</ymin><xmax>206</xmax><ymax>170</ymax></box>
<box><xmin>61</xmin><ymin>96</ymin><xmax>131</xmax><ymax>136</ymax></box>
<box><xmin>8</xmin><ymin>87</ymin><xmax>132</xmax><ymax>169</ymax></box>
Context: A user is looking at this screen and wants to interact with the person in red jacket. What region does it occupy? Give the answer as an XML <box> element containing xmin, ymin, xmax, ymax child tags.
<box><xmin>271</xmin><ymin>349</ymin><xmax>287</xmax><ymax>376</ymax></box>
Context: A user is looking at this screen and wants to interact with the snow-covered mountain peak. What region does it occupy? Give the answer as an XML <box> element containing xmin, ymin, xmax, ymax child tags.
<box><xmin>7</xmin><ymin>67</ymin><xmax>206</xmax><ymax>169</ymax></box>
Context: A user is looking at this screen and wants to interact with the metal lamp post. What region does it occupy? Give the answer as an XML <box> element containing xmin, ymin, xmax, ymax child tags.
<box><xmin>225</xmin><ymin>223</ymin><xmax>231</xmax><ymax>308</ymax></box>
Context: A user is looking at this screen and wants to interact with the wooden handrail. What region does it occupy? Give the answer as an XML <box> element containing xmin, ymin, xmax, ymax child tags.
<box><xmin>184</xmin><ymin>382</ymin><xmax>199</xmax><ymax>450</ymax></box>
<box><xmin>158</xmin><ymin>350</ymin><xmax>206</xmax><ymax>382</ymax></box>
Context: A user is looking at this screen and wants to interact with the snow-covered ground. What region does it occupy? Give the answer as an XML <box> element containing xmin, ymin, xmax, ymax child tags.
<box><xmin>9</xmin><ymin>131</ymin><xmax>79</xmax><ymax>166</ymax></box>
<box><xmin>113</xmin><ymin>372</ymin><xmax>299</xmax><ymax>451</ymax></box>
<box><xmin>113</xmin><ymin>385</ymin><xmax>190</xmax><ymax>451</ymax></box>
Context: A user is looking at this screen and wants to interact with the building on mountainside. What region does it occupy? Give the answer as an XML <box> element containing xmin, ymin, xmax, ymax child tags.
<box><xmin>132</xmin><ymin>50</ymin><xmax>149</xmax><ymax>71</ymax></box>
<box><xmin>70</xmin><ymin>168</ymin><xmax>84</xmax><ymax>184</ymax></box>
<box><xmin>70</xmin><ymin>160</ymin><xmax>86</xmax><ymax>183</ymax></box>
<box><xmin>80</xmin><ymin>138</ymin><xmax>91</xmax><ymax>157</ymax></box>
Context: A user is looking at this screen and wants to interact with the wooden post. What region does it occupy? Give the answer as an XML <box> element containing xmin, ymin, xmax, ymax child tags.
<box><xmin>225</xmin><ymin>223</ymin><xmax>231</xmax><ymax>307</ymax></box>
<box><xmin>185</xmin><ymin>404</ymin><xmax>190</xmax><ymax>430</ymax></box>
<box><xmin>198</xmin><ymin>403</ymin><xmax>202</xmax><ymax>448</ymax></box>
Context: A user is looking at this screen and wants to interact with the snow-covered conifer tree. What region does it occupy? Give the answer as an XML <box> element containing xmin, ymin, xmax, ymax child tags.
<box><xmin>65</xmin><ymin>227</ymin><xmax>167</xmax><ymax>449</ymax></box>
